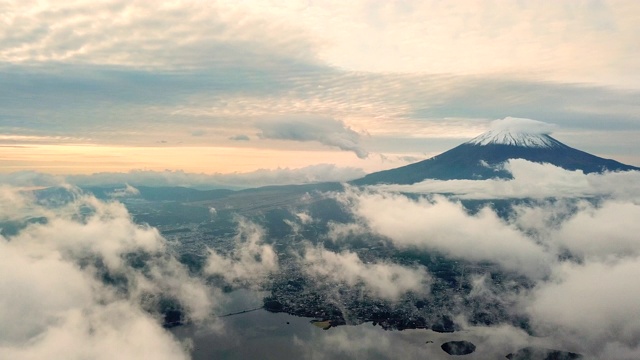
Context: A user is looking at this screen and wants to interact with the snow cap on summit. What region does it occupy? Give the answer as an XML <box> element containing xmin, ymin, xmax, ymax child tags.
<box><xmin>489</xmin><ymin>117</ymin><xmax>556</xmax><ymax>134</ymax></box>
<box><xmin>467</xmin><ymin>117</ymin><xmax>560</xmax><ymax>148</ymax></box>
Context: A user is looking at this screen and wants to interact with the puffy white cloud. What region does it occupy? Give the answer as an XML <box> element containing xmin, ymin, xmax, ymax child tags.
<box><xmin>0</xmin><ymin>185</ymin><xmax>40</xmax><ymax>220</ymax></box>
<box><xmin>108</xmin><ymin>183</ymin><xmax>140</xmax><ymax>197</ymax></box>
<box><xmin>303</xmin><ymin>246</ymin><xmax>431</xmax><ymax>301</ymax></box>
<box><xmin>208</xmin><ymin>207</ymin><xmax>217</xmax><ymax>217</ymax></box>
<box><xmin>526</xmin><ymin>259</ymin><xmax>640</xmax><ymax>358</ymax></box>
<box><xmin>205</xmin><ymin>218</ymin><xmax>278</xmax><ymax>286</ymax></box>
<box><xmin>0</xmin><ymin>186</ymin><xmax>216</xmax><ymax>359</ymax></box>
<box><xmin>328</xmin><ymin>159</ymin><xmax>640</xmax><ymax>356</ymax></box>
<box><xmin>295</xmin><ymin>212</ymin><xmax>312</xmax><ymax>225</ymax></box>
<box><xmin>553</xmin><ymin>201</ymin><xmax>640</xmax><ymax>260</ymax></box>
<box><xmin>335</xmin><ymin>188</ymin><xmax>552</xmax><ymax>278</ymax></box>
<box><xmin>513</xmin><ymin>200</ymin><xmax>640</xmax><ymax>356</ymax></box>
<box><xmin>0</xmin><ymin>301</ymin><xmax>190</xmax><ymax>360</ymax></box>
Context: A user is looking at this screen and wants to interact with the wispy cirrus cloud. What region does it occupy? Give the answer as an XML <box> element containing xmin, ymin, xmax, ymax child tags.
<box><xmin>0</xmin><ymin>0</ymin><xmax>319</xmax><ymax>69</ymax></box>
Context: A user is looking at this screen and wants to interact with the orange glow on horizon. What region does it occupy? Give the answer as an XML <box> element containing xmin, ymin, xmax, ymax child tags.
<box><xmin>0</xmin><ymin>143</ymin><xmax>399</xmax><ymax>175</ymax></box>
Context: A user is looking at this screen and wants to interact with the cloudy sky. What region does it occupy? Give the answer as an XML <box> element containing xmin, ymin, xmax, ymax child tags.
<box><xmin>2</xmin><ymin>0</ymin><xmax>639</xmax><ymax>181</ymax></box>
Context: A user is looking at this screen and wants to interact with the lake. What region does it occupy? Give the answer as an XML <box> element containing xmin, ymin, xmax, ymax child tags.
<box><xmin>171</xmin><ymin>290</ymin><xmax>565</xmax><ymax>359</ymax></box>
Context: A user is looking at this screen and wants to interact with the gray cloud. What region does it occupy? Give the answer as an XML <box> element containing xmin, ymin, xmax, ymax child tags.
<box><xmin>257</xmin><ymin>116</ymin><xmax>368</xmax><ymax>158</ymax></box>
<box><xmin>228</xmin><ymin>134</ymin><xmax>250</xmax><ymax>141</ymax></box>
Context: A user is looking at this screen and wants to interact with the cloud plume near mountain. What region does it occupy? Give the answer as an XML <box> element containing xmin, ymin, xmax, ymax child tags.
<box><xmin>488</xmin><ymin>116</ymin><xmax>557</xmax><ymax>135</ymax></box>
<box><xmin>327</xmin><ymin>161</ymin><xmax>640</xmax><ymax>359</ymax></box>
<box><xmin>257</xmin><ymin>116</ymin><xmax>369</xmax><ymax>159</ymax></box>
<box><xmin>374</xmin><ymin>159</ymin><xmax>640</xmax><ymax>200</ymax></box>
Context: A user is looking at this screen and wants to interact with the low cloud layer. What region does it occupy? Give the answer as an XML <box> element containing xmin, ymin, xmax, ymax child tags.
<box><xmin>205</xmin><ymin>218</ymin><xmax>278</xmax><ymax>286</ymax></box>
<box><xmin>375</xmin><ymin>159</ymin><xmax>640</xmax><ymax>200</ymax></box>
<box><xmin>257</xmin><ymin>116</ymin><xmax>368</xmax><ymax>159</ymax></box>
<box><xmin>0</xmin><ymin>187</ymin><xmax>216</xmax><ymax>359</ymax></box>
<box><xmin>335</xmin><ymin>189</ymin><xmax>551</xmax><ymax>278</ymax></box>
<box><xmin>527</xmin><ymin>259</ymin><xmax>640</xmax><ymax>358</ymax></box>
<box><xmin>327</xmin><ymin>162</ymin><xmax>640</xmax><ymax>358</ymax></box>
<box><xmin>303</xmin><ymin>246</ymin><xmax>431</xmax><ymax>301</ymax></box>
<box><xmin>0</xmin><ymin>164</ymin><xmax>366</xmax><ymax>190</ymax></box>
<box><xmin>553</xmin><ymin>201</ymin><xmax>640</xmax><ymax>260</ymax></box>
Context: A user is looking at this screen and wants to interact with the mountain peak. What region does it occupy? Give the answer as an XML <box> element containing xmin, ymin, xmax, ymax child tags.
<box><xmin>352</xmin><ymin>116</ymin><xmax>639</xmax><ymax>185</ymax></box>
<box><xmin>465</xmin><ymin>117</ymin><xmax>560</xmax><ymax>148</ymax></box>
<box><xmin>466</xmin><ymin>130</ymin><xmax>562</xmax><ymax>148</ymax></box>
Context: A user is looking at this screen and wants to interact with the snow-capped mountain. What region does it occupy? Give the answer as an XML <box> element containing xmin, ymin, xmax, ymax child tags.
<box><xmin>352</xmin><ymin>123</ymin><xmax>639</xmax><ymax>186</ymax></box>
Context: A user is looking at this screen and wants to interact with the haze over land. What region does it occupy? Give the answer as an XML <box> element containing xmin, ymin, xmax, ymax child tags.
<box><xmin>1</xmin><ymin>1</ymin><xmax>640</xmax><ymax>360</ymax></box>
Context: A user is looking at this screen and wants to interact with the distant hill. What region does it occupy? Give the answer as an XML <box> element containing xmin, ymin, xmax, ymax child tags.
<box><xmin>83</xmin><ymin>186</ymin><xmax>234</xmax><ymax>202</ymax></box>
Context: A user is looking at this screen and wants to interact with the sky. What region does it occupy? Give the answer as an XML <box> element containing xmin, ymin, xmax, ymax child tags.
<box><xmin>1</xmin><ymin>0</ymin><xmax>640</xmax><ymax>185</ymax></box>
